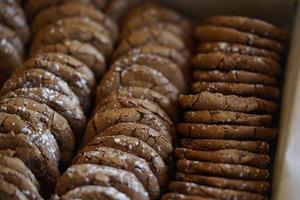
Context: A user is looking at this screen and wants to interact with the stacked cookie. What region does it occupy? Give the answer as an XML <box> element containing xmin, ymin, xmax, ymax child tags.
<box><xmin>0</xmin><ymin>1</ymin><xmax>117</xmax><ymax>197</ymax></box>
<box><xmin>162</xmin><ymin>16</ymin><xmax>286</xmax><ymax>200</ymax></box>
<box><xmin>52</xmin><ymin>2</ymin><xmax>191</xmax><ymax>200</ymax></box>
<box><xmin>0</xmin><ymin>0</ymin><xmax>29</xmax><ymax>84</ymax></box>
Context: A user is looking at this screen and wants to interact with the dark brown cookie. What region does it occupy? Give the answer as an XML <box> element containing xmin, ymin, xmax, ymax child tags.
<box><xmin>1</xmin><ymin>68</ymin><xmax>80</xmax><ymax>106</ymax></box>
<box><xmin>0</xmin><ymin>180</ymin><xmax>29</xmax><ymax>200</ymax></box>
<box><xmin>180</xmin><ymin>139</ymin><xmax>269</xmax><ymax>154</ymax></box>
<box><xmin>96</xmin><ymin>65</ymin><xmax>179</xmax><ymax>103</ymax></box>
<box><xmin>113</xmin><ymin>28</ymin><xmax>190</xmax><ymax>61</ymax></box>
<box><xmin>0</xmin><ymin>24</ymin><xmax>24</xmax><ymax>57</ymax></box>
<box><xmin>96</xmin><ymin>87</ymin><xmax>177</xmax><ymax>118</ymax></box>
<box><xmin>92</xmin><ymin>122</ymin><xmax>173</xmax><ymax>161</ymax></box>
<box><xmin>177</xmin><ymin>159</ymin><xmax>269</xmax><ymax>180</ymax></box>
<box><xmin>176</xmin><ymin>172</ymin><xmax>270</xmax><ymax>194</ymax></box>
<box><xmin>31</xmin><ymin>2</ymin><xmax>118</xmax><ymax>42</ymax></box>
<box><xmin>179</xmin><ymin>92</ymin><xmax>277</xmax><ymax>114</ymax></box>
<box><xmin>56</xmin><ymin>185</ymin><xmax>130</xmax><ymax>200</ymax></box>
<box><xmin>0</xmin><ymin>154</ymin><xmax>39</xmax><ymax>190</ymax></box>
<box><xmin>105</xmin><ymin>0</ymin><xmax>140</xmax><ymax>21</ymax></box>
<box><xmin>0</xmin><ymin>165</ymin><xmax>42</xmax><ymax>200</ymax></box>
<box><xmin>183</xmin><ymin>110</ymin><xmax>273</xmax><ymax>126</ymax></box>
<box><xmin>21</xmin><ymin>53</ymin><xmax>93</xmax><ymax>112</ymax></box>
<box><xmin>30</xmin><ymin>40</ymin><xmax>106</xmax><ymax>79</ymax></box>
<box><xmin>193</xmin><ymin>70</ymin><xmax>277</xmax><ymax>86</ymax></box>
<box><xmin>96</xmin><ymin>94</ymin><xmax>173</xmax><ymax>129</ymax></box>
<box><xmin>86</xmin><ymin>135</ymin><xmax>168</xmax><ymax>187</ymax></box>
<box><xmin>202</xmin><ymin>16</ymin><xmax>286</xmax><ymax>41</ymax></box>
<box><xmin>162</xmin><ymin>193</ymin><xmax>213</xmax><ymax>200</ymax></box>
<box><xmin>177</xmin><ymin>123</ymin><xmax>276</xmax><ymax>140</ymax></box>
<box><xmin>191</xmin><ymin>52</ymin><xmax>280</xmax><ymax>77</ymax></box>
<box><xmin>83</xmin><ymin>107</ymin><xmax>172</xmax><ymax>145</ymax></box>
<box><xmin>56</xmin><ymin>164</ymin><xmax>149</xmax><ymax>200</ymax></box>
<box><xmin>3</xmin><ymin>87</ymin><xmax>86</xmax><ymax>135</ymax></box>
<box><xmin>0</xmin><ymin>38</ymin><xmax>22</xmax><ymax>77</ymax></box>
<box><xmin>0</xmin><ymin>2</ymin><xmax>29</xmax><ymax>43</ymax></box>
<box><xmin>0</xmin><ymin>132</ymin><xmax>60</xmax><ymax>191</ymax></box>
<box><xmin>0</xmin><ymin>97</ymin><xmax>74</xmax><ymax>167</ymax></box>
<box><xmin>196</xmin><ymin>42</ymin><xmax>280</xmax><ymax>61</ymax></box>
<box><xmin>25</xmin><ymin>0</ymin><xmax>108</xmax><ymax>19</ymax></box>
<box><xmin>112</xmin><ymin>52</ymin><xmax>186</xmax><ymax>93</ymax></box>
<box><xmin>175</xmin><ymin>148</ymin><xmax>270</xmax><ymax>168</ymax></box>
<box><xmin>30</xmin><ymin>17</ymin><xmax>113</xmax><ymax>58</ymax></box>
<box><xmin>191</xmin><ymin>82</ymin><xmax>279</xmax><ymax>100</ymax></box>
<box><xmin>73</xmin><ymin>146</ymin><xmax>160</xmax><ymax>200</ymax></box>
<box><xmin>169</xmin><ymin>181</ymin><xmax>268</xmax><ymax>200</ymax></box>
<box><xmin>194</xmin><ymin>25</ymin><xmax>283</xmax><ymax>52</ymax></box>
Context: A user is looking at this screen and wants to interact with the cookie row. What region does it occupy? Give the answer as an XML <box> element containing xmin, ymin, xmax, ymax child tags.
<box><xmin>0</xmin><ymin>0</ymin><xmax>29</xmax><ymax>84</ymax></box>
<box><xmin>162</xmin><ymin>16</ymin><xmax>286</xmax><ymax>200</ymax></box>
<box><xmin>0</xmin><ymin>1</ymin><xmax>117</xmax><ymax>198</ymax></box>
<box><xmin>52</xmin><ymin>2</ymin><xmax>191</xmax><ymax>200</ymax></box>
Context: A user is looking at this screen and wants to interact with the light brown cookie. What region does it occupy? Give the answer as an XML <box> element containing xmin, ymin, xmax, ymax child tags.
<box><xmin>0</xmin><ymin>24</ymin><xmax>24</xmax><ymax>57</ymax></box>
<box><xmin>162</xmin><ymin>193</ymin><xmax>213</xmax><ymax>200</ymax></box>
<box><xmin>0</xmin><ymin>180</ymin><xmax>29</xmax><ymax>200</ymax></box>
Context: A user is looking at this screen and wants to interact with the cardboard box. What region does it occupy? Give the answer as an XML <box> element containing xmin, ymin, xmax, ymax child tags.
<box><xmin>160</xmin><ymin>1</ymin><xmax>298</xmax><ymax>199</ymax></box>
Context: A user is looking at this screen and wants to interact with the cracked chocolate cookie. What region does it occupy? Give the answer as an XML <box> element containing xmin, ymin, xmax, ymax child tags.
<box><xmin>180</xmin><ymin>139</ymin><xmax>269</xmax><ymax>154</ymax></box>
<box><xmin>55</xmin><ymin>164</ymin><xmax>149</xmax><ymax>200</ymax></box>
<box><xmin>177</xmin><ymin>123</ymin><xmax>276</xmax><ymax>140</ymax></box>
<box><xmin>192</xmin><ymin>70</ymin><xmax>277</xmax><ymax>86</ymax></box>
<box><xmin>179</xmin><ymin>92</ymin><xmax>277</xmax><ymax>114</ymax></box>
<box><xmin>73</xmin><ymin>146</ymin><xmax>160</xmax><ymax>200</ymax></box>
<box><xmin>191</xmin><ymin>52</ymin><xmax>280</xmax><ymax>77</ymax></box>
<box><xmin>183</xmin><ymin>110</ymin><xmax>273</xmax><ymax>126</ymax></box>
<box><xmin>194</xmin><ymin>25</ymin><xmax>283</xmax><ymax>52</ymax></box>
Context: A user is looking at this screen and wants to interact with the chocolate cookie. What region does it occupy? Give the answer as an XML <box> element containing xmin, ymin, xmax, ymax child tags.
<box><xmin>56</xmin><ymin>164</ymin><xmax>149</xmax><ymax>200</ymax></box>
<box><xmin>196</xmin><ymin>42</ymin><xmax>280</xmax><ymax>61</ymax></box>
<box><xmin>111</xmin><ymin>52</ymin><xmax>186</xmax><ymax>93</ymax></box>
<box><xmin>191</xmin><ymin>82</ymin><xmax>279</xmax><ymax>100</ymax></box>
<box><xmin>162</xmin><ymin>193</ymin><xmax>213</xmax><ymax>200</ymax></box>
<box><xmin>0</xmin><ymin>132</ymin><xmax>60</xmax><ymax>191</ymax></box>
<box><xmin>0</xmin><ymin>97</ymin><xmax>75</xmax><ymax>166</ymax></box>
<box><xmin>0</xmin><ymin>24</ymin><xmax>24</xmax><ymax>57</ymax></box>
<box><xmin>105</xmin><ymin>0</ymin><xmax>140</xmax><ymax>21</ymax></box>
<box><xmin>0</xmin><ymin>2</ymin><xmax>29</xmax><ymax>43</ymax></box>
<box><xmin>183</xmin><ymin>110</ymin><xmax>273</xmax><ymax>126</ymax></box>
<box><xmin>92</xmin><ymin>122</ymin><xmax>173</xmax><ymax>161</ymax></box>
<box><xmin>83</xmin><ymin>108</ymin><xmax>172</xmax><ymax>145</ymax></box>
<box><xmin>31</xmin><ymin>2</ymin><xmax>118</xmax><ymax>42</ymax></box>
<box><xmin>194</xmin><ymin>25</ymin><xmax>283</xmax><ymax>52</ymax></box>
<box><xmin>179</xmin><ymin>92</ymin><xmax>277</xmax><ymax>114</ymax></box>
<box><xmin>30</xmin><ymin>17</ymin><xmax>113</xmax><ymax>58</ymax></box>
<box><xmin>30</xmin><ymin>40</ymin><xmax>106</xmax><ymax>79</ymax></box>
<box><xmin>169</xmin><ymin>181</ymin><xmax>268</xmax><ymax>200</ymax></box>
<box><xmin>177</xmin><ymin>123</ymin><xmax>276</xmax><ymax>140</ymax></box>
<box><xmin>176</xmin><ymin>172</ymin><xmax>270</xmax><ymax>194</ymax></box>
<box><xmin>96</xmin><ymin>94</ymin><xmax>173</xmax><ymax>128</ymax></box>
<box><xmin>25</xmin><ymin>0</ymin><xmax>108</xmax><ymax>19</ymax></box>
<box><xmin>180</xmin><ymin>139</ymin><xmax>269</xmax><ymax>154</ymax></box>
<box><xmin>56</xmin><ymin>185</ymin><xmax>130</xmax><ymax>200</ymax></box>
<box><xmin>21</xmin><ymin>53</ymin><xmax>93</xmax><ymax>112</ymax></box>
<box><xmin>0</xmin><ymin>38</ymin><xmax>22</xmax><ymax>77</ymax></box>
<box><xmin>1</xmin><ymin>68</ymin><xmax>80</xmax><ymax>106</ymax></box>
<box><xmin>191</xmin><ymin>52</ymin><xmax>280</xmax><ymax>77</ymax></box>
<box><xmin>96</xmin><ymin>65</ymin><xmax>179</xmax><ymax>103</ymax></box>
<box><xmin>193</xmin><ymin>70</ymin><xmax>277</xmax><ymax>86</ymax></box>
<box><xmin>86</xmin><ymin>135</ymin><xmax>168</xmax><ymax>187</ymax></box>
<box><xmin>0</xmin><ymin>165</ymin><xmax>42</xmax><ymax>200</ymax></box>
<box><xmin>113</xmin><ymin>28</ymin><xmax>189</xmax><ymax>61</ymax></box>
<box><xmin>96</xmin><ymin>87</ymin><xmax>177</xmax><ymax>118</ymax></box>
<box><xmin>3</xmin><ymin>87</ymin><xmax>86</xmax><ymax>135</ymax></box>
<box><xmin>0</xmin><ymin>155</ymin><xmax>39</xmax><ymax>190</ymax></box>
<box><xmin>0</xmin><ymin>180</ymin><xmax>29</xmax><ymax>200</ymax></box>
<box><xmin>73</xmin><ymin>146</ymin><xmax>160</xmax><ymax>200</ymax></box>
<box><xmin>175</xmin><ymin>148</ymin><xmax>270</xmax><ymax>168</ymax></box>
<box><xmin>202</xmin><ymin>16</ymin><xmax>286</xmax><ymax>41</ymax></box>
<box><xmin>177</xmin><ymin>159</ymin><xmax>269</xmax><ymax>180</ymax></box>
